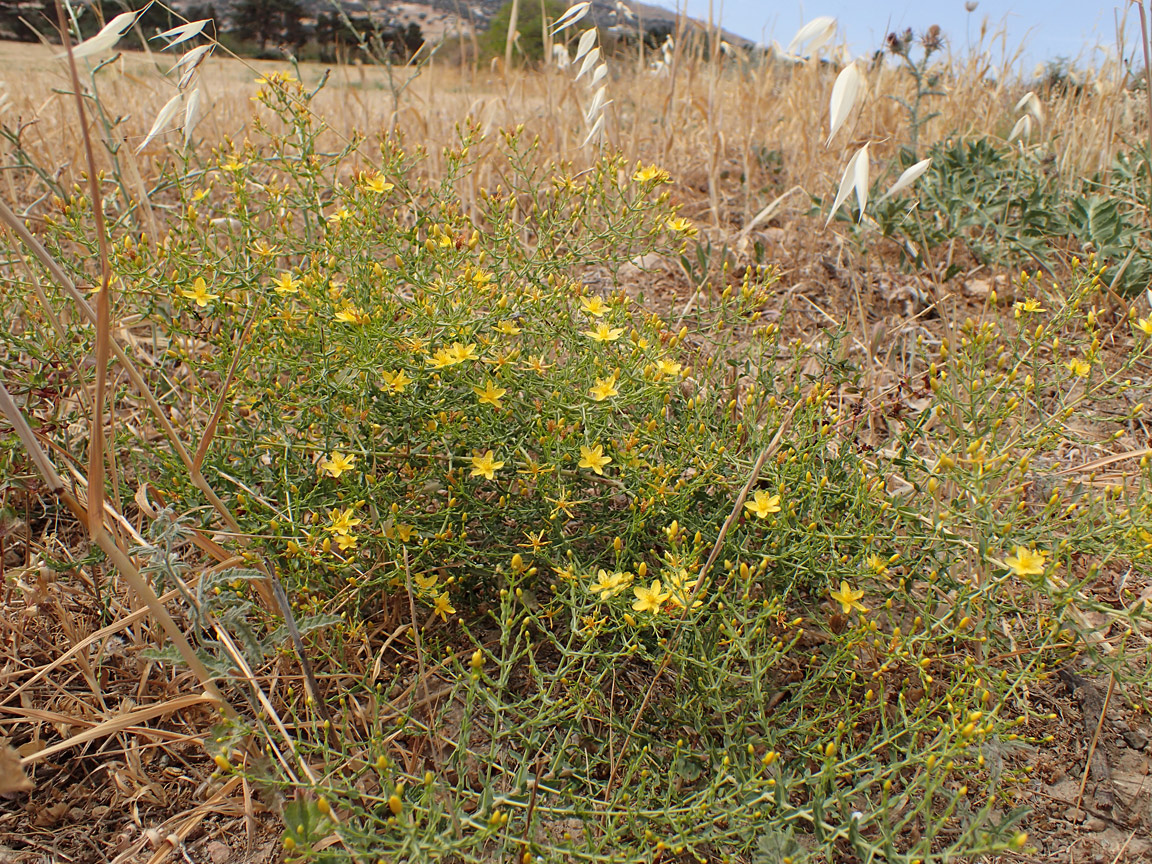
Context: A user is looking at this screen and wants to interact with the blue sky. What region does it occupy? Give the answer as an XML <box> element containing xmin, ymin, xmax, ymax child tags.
<box><xmin>647</xmin><ymin>1</ymin><xmax>1134</xmax><ymax>70</ymax></box>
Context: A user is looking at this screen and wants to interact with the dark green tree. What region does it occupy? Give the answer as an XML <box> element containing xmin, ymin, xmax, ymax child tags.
<box><xmin>0</xmin><ymin>0</ymin><xmax>52</xmax><ymax>42</ymax></box>
<box><xmin>230</xmin><ymin>0</ymin><xmax>305</xmax><ymax>52</ymax></box>
<box><xmin>478</xmin><ymin>0</ymin><xmax>566</xmax><ymax>66</ymax></box>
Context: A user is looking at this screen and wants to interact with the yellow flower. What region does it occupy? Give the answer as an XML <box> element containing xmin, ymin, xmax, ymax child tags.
<box><xmin>425</xmin><ymin>348</ymin><xmax>455</xmax><ymax>369</ymax></box>
<box><xmin>580</xmin><ymin>295</ymin><xmax>609</xmax><ymax>318</ymax></box>
<box><xmin>271</xmin><ymin>272</ymin><xmax>301</xmax><ymax>296</ymax></box>
<box><xmin>320</xmin><ymin>451</ymin><xmax>356</xmax><ymax>479</ymax></box>
<box><xmin>494</xmin><ymin>320</ymin><xmax>522</xmax><ymax>336</ymax></box>
<box><xmin>252</xmin><ymin>239</ymin><xmax>278</xmax><ymax>258</ymax></box>
<box><xmin>414</xmin><ymin>572</ymin><xmax>438</xmax><ymax>590</ymax></box>
<box><xmin>829</xmin><ymin>581</ymin><xmax>867</xmax><ymax>615</ymax></box>
<box><xmin>381</xmin><ymin>370</ymin><xmax>411</xmax><ymax>393</ymax></box>
<box><xmin>744</xmin><ymin>490</ymin><xmax>781</xmax><ymax>519</ymax></box>
<box><xmin>334</xmin><ymin>533</ymin><xmax>358</xmax><ymax>551</ymax></box>
<box><xmin>524</xmin><ymin>355</ymin><xmax>552</xmax><ymax>374</ymax></box>
<box><xmin>470</xmin><ymin>450</ymin><xmax>504</xmax><ymax>480</ymax></box>
<box><xmin>429</xmin><ymin>342</ymin><xmax>479</xmax><ymax>367</ymax></box>
<box><xmin>473</xmin><ymin>380</ymin><xmax>507</xmax><ymax>408</ymax></box>
<box><xmin>654</xmin><ymin>359</ymin><xmax>683</xmax><ymax>379</ymax></box>
<box><xmin>588</xmin><ymin>569</ymin><xmax>632</xmax><ymax>599</ymax></box>
<box><xmin>632</xmin><ymin>163</ymin><xmax>670</xmax><ymax>184</ymax></box>
<box><xmin>327</xmin><ymin>208</ymin><xmax>352</xmax><ymax>225</ymax></box>
<box><xmin>220</xmin><ymin>155</ymin><xmax>245</xmax><ymax>173</ymax></box>
<box><xmin>1136</xmin><ymin>317</ymin><xmax>1152</xmax><ymax>336</ymax></box>
<box><xmin>360</xmin><ymin>171</ymin><xmax>394</xmax><ymax>194</ymax></box>
<box><xmin>666</xmin><ymin>569</ymin><xmax>702</xmax><ymax>609</ymax></box>
<box><xmin>326</xmin><ymin>507</ymin><xmax>362</xmax><ymax>535</ymax></box>
<box><xmin>334</xmin><ymin>306</ymin><xmax>370</xmax><ymax>324</ymax></box>
<box><xmin>584</xmin><ymin>322</ymin><xmax>624</xmax><ymax>343</ymax></box>
<box><xmin>1013</xmin><ymin>298</ymin><xmax>1043</xmax><ymax>317</ymax></box>
<box><xmin>579</xmin><ymin>443</ymin><xmax>612</xmax><ymax>475</ymax></box>
<box><xmin>665</xmin><ymin>216</ymin><xmax>697</xmax><ymax>236</ymax></box>
<box><xmin>450</xmin><ymin>341</ymin><xmax>478</xmax><ymax>363</ymax></box>
<box><xmin>632</xmin><ymin>579</ymin><xmax>671</xmax><ymax>613</ymax></box>
<box><xmin>1005</xmin><ymin>546</ymin><xmax>1046</xmax><ymax>577</ymax></box>
<box><xmin>1066</xmin><ymin>357</ymin><xmax>1091</xmax><ymax>377</ymax></box>
<box><xmin>432</xmin><ymin>592</ymin><xmax>455</xmax><ymax>621</ymax></box>
<box><xmin>865</xmin><ymin>554</ymin><xmax>888</xmax><ymax>576</ymax></box>
<box><xmin>589</xmin><ymin>374</ymin><xmax>619</xmax><ymax>402</ymax></box>
<box><xmin>181</xmin><ymin>277</ymin><xmax>219</xmax><ymax>307</ymax></box>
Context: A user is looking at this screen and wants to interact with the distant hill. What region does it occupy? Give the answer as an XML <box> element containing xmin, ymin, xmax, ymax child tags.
<box><xmin>171</xmin><ymin>0</ymin><xmax>754</xmax><ymax>47</ymax></box>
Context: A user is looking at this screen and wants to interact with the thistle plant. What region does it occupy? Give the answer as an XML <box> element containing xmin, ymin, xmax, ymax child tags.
<box><xmin>885</xmin><ymin>25</ymin><xmax>946</xmax><ymax>156</ymax></box>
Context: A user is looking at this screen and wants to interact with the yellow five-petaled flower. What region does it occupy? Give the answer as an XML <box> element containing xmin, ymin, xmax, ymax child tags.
<box><xmin>632</xmin><ymin>579</ymin><xmax>671</xmax><ymax>613</ymax></box>
<box><xmin>271</xmin><ymin>272</ymin><xmax>301</xmax><ymax>296</ymax></box>
<box><xmin>579</xmin><ymin>444</ymin><xmax>612</xmax><ymax>475</ymax></box>
<box><xmin>334</xmin><ymin>306</ymin><xmax>370</xmax><ymax>324</ymax></box>
<box><xmin>1005</xmin><ymin>546</ymin><xmax>1046</xmax><ymax>577</ymax></box>
<box><xmin>830</xmin><ymin>581</ymin><xmax>868</xmax><ymax>615</ymax></box>
<box><xmin>589</xmin><ymin>374</ymin><xmax>619</xmax><ymax>402</ymax></box>
<box><xmin>744</xmin><ymin>490</ymin><xmax>781</xmax><ymax>519</ymax></box>
<box><xmin>473</xmin><ymin>380</ymin><xmax>507</xmax><ymax>408</ymax></box>
<box><xmin>1066</xmin><ymin>358</ymin><xmax>1091</xmax><ymax>378</ymax></box>
<box><xmin>432</xmin><ymin>592</ymin><xmax>455</xmax><ymax>621</ymax></box>
<box><xmin>666</xmin><ymin>216</ymin><xmax>697</xmax><ymax>236</ymax></box>
<box><xmin>182</xmin><ymin>277</ymin><xmax>219</xmax><ymax>307</ymax></box>
<box><xmin>588</xmin><ymin>569</ymin><xmax>632</xmax><ymax>599</ymax></box>
<box><xmin>381</xmin><ymin>370</ymin><xmax>411</xmax><ymax>393</ymax></box>
<box><xmin>360</xmin><ymin>171</ymin><xmax>394</xmax><ymax>194</ymax></box>
<box><xmin>326</xmin><ymin>507</ymin><xmax>362</xmax><ymax>535</ymax></box>
<box><xmin>632</xmin><ymin>163</ymin><xmax>670</xmax><ymax>184</ymax></box>
<box><xmin>320</xmin><ymin>451</ymin><xmax>356</xmax><ymax>479</ymax></box>
<box><xmin>580</xmin><ymin>295</ymin><xmax>609</xmax><ymax>317</ymax></box>
<box><xmin>1013</xmin><ymin>298</ymin><xmax>1043</xmax><ymax>317</ymax></box>
<box><xmin>583</xmin><ymin>322</ymin><xmax>624</xmax><ymax>343</ymax></box>
<box><xmin>470</xmin><ymin>450</ymin><xmax>504</xmax><ymax>480</ymax></box>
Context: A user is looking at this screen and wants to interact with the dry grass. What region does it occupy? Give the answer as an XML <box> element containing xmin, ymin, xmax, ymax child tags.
<box><xmin>0</xmin><ymin>38</ymin><xmax>1140</xmax><ymax>224</ymax></box>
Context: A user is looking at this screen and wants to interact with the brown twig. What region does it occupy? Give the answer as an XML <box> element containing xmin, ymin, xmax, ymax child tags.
<box><xmin>1075</xmin><ymin>669</ymin><xmax>1116</xmax><ymax>813</ymax></box>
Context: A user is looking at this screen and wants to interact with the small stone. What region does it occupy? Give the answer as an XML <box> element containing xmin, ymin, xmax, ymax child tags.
<box><xmin>1122</xmin><ymin>729</ymin><xmax>1148</xmax><ymax>750</ymax></box>
<box><xmin>207</xmin><ymin>840</ymin><xmax>232</xmax><ymax>864</ymax></box>
<box><xmin>1064</xmin><ymin>807</ymin><xmax>1086</xmax><ymax>823</ymax></box>
<box><xmin>1084</xmin><ymin>817</ymin><xmax>1107</xmax><ymax>831</ymax></box>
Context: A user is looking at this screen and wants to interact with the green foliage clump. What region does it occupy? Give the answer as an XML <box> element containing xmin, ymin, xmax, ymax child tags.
<box><xmin>478</xmin><ymin>0</ymin><xmax>567</xmax><ymax>64</ymax></box>
<box><xmin>871</xmin><ymin>139</ymin><xmax>1152</xmax><ymax>294</ymax></box>
<box><xmin>6</xmin><ymin>69</ymin><xmax>1152</xmax><ymax>864</ymax></box>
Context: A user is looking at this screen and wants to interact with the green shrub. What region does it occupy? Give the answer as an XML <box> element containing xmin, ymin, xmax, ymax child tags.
<box><xmin>7</xmin><ymin>70</ymin><xmax>1152</xmax><ymax>864</ymax></box>
<box><xmin>478</xmin><ymin>0</ymin><xmax>567</xmax><ymax>65</ymax></box>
